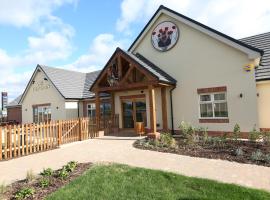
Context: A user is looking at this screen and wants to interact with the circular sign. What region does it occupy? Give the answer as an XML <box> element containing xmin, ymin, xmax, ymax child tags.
<box><xmin>151</xmin><ymin>21</ymin><xmax>179</xmax><ymax>52</ymax></box>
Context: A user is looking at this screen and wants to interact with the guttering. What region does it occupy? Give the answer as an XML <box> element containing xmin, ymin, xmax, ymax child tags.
<box><xmin>169</xmin><ymin>86</ymin><xmax>176</xmax><ymax>135</ymax></box>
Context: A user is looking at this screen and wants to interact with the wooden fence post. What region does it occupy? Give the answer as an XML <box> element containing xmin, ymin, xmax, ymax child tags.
<box><xmin>0</xmin><ymin>126</ymin><xmax>2</xmax><ymax>160</ymax></box>
<box><xmin>58</xmin><ymin>120</ymin><xmax>62</xmax><ymax>146</ymax></box>
<box><xmin>79</xmin><ymin>118</ymin><xmax>82</xmax><ymax>141</ymax></box>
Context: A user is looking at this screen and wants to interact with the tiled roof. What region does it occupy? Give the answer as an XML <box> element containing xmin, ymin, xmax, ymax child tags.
<box><xmin>240</xmin><ymin>32</ymin><xmax>270</xmax><ymax>81</ymax></box>
<box><xmin>39</xmin><ymin>65</ymin><xmax>101</xmax><ymax>99</ymax></box>
<box><xmin>123</xmin><ymin>49</ymin><xmax>176</xmax><ymax>84</ymax></box>
<box><xmin>7</xmin><ymin>95</ymin><xmax>22</xmax><ymax>107</ymax></box>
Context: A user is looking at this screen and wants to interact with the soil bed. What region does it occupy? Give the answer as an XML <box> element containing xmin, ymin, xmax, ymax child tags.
<box><xmin>2</xmin><ymin>162</ymin><xmax>92</xmax><ymax>200</ymax></box>
<box><xmin>134</xmin><ymin>137</ymin><xmax>270</xmax><ymax>167</ymax></box>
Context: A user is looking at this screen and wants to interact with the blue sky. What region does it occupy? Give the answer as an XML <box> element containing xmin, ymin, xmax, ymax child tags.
<box><xmin>1</xmin><ymin>0</ymin><xmax>270</xmax><ymax>100</ymax></box>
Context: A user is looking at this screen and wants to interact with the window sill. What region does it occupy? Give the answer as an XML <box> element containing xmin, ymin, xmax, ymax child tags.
<box><xmin>199</xmin><ymin>118</ymin><xmax>229</xmax><ymax>123</ymax></box>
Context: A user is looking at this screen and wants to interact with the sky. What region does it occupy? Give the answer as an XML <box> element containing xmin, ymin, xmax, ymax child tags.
<box><xmin>1</xmin><ymin>0</ymin><xmax>270</xmax><ymax>101</ymax></box>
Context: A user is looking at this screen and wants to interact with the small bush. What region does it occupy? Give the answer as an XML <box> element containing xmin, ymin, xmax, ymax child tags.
<box><xmin>233</xmin><ymin>124</ymin><xmax>241</xmax><ymax>141</ymax></box>
<box><xmin>179</xmin><ymin>121</ymin><xmax>196</xmax><ymax>139</ymax></box>
<box><xmin>0</xmin><ymin>182</ymin><xmax>6</xmax><ymax>196</ymax></box>
<box><xmin>26</xmin><ymin>170</ymin><xmax>35</xmax><ymax>182</ymax></box>
<box><xmin>58</xmin><ymin>168</ymin><xmax>69</xmax><ymax>180</ymax></box>
<box><xmin>40</xmin><ymin>168</ymin><xmax>53</xmax><ymax>177</ymax></box>
<box><xmin>262</xmin><ymin>132</ymin><xmax>270</xmax><ymax>145</ymax></box>
<box><xmin>39</xmin><ymin>178</ymin><xmax>50</xmax><ymax>188</ymax></box>
<box><xmin>249</xmin><ymin>127</ymin><xmax>261</xmax><ymax>142</ymax></box>
<box><xmin>250</xmin><ymin>150</ymin><xmax>264</xmax><ymax>162</ymax></box>
<box><xmin>65</xmin><ymin>161</ymin><xmax>78</xmax><ymax>172</ymax></box>
<box><xmin>235</xmin><ymin>147</ymin><xmax>244</xmax><ymax>157</ymax></box>
<box><xmin>14</xmin><ymin>188</ymin><xmax>35</xmax><ymax>200</ymax></box>
<box><xmin>265</xmin><ymin>154</ymin><xmax>270</xmax><ymax>163</ymax></box>
<box><xmin>159</xmin><ymin>133</ymin><xmax>176</xmax><ymax>148</ymax></box>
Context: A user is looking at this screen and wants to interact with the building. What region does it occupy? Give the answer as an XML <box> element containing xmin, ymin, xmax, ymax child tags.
<box><xmin>8</xmin><ymin>5</ymin><xmax>270</xmax><ymax>137</ymax></box>
<box><xmin>1</xmin><ymin>92</ymin><xmax>8</xmax><ymax>117</ymax></box>
<box><xmin>6</xmin><ymin>95</ymin><xmax>22</xmax><ymax>124</ymax></box>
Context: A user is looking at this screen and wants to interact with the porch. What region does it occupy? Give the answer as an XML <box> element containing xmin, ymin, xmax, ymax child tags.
<box><xmin>90</xmin><ymin>48</ymin><xmax>176</xmax><ymax>138</ymax></box>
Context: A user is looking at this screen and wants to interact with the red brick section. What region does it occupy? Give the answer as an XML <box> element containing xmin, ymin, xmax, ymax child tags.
<box><xmin>197</xmin><ymin>86</ymin><xmax>227</xmax><ymax>94</ymax></box>
<box><xmin>260</xmin><ymin>128</ymin><xmax>270</xmax><ymax>132</ymax></box>
<box><xmin>199</xmin><ymin>118</ymin><xmax>229</xmax><ymax>123</ymax></box>
<box><xmin>7</xmin><ymin>106</ymin><xmax>22</xmax><ymax>124</ymax></box>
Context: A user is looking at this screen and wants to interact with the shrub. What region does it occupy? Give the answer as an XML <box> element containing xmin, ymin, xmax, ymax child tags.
<box><xmin>58</xmin><ymin>168</ymin><xmax>69</xmax><ymax>180</ymax></box>
<box><xmin>233</xmin><ymin>124</ymin><xmax>241</xmax><ymax>141</ymax></box>
<box><xmin>235</xmin><ymin>147</ymin><xmax>244</xmax><ymax>157</ymax></box>
<box><xmin>251</xmin><ymin>150</ymin><xmax>264</xmax><ymax>162</ymax></box>
<box><xmin>14</xmin><ymin>188</ymin><xmax>35</xmax><ymax>200</ymax></box>
<box><xmin>179</xmin><ymin>121</ymin><xmax>198</xmax><ymax>144</ymax></box>
<box><xmin>265</xmin><ymin>154</ymin><xmax>270</xmax><ymax>164</ymax></box>
<box><xmin>39</xmin><ymin>178</ymin><xmax>50</xmax><ymax>188</ymax></box>
<box><xmin>40</xmin><ymin>168</ymin><xmax>53</xmax><ymax>177</ymax></box>
<box><xmin>26</xmin><ymin>170</ymin><xmax>35</xmax><ymax>182</ymax></box>
<box><xmin>159</xmin><ymin>133</ymin><xmax>176</xmax><ymax>148</ymax></box>
<box><xmin>65</xmin><ymin>161</ymin><xmax>78</xmax><ymax>172</ymax></box>
<box><xmin>201</xmin><ymin>127</ymin><xmax>209</xmax><ymax>144</ymax></box>
<box><xmin>249</xmin><ymin>127</ymin><xmax>261</xmax><ymax>142</ymax></box>
<box><xmin>262</xmin><ymin>132</ymin><xmax>270</xmax><ymax>145</ymax></box>
<box><xmin>0</xmin><ymin>182</ymin><xmax>6</xmax><ymax>196</ymax></box>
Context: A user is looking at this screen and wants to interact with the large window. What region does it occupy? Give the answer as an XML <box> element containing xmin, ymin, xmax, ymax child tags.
<box><xmin>199</xmin><ymin>93</ymin><xmax>228</xmax><ymax>118</ymax></box>
<box><xmin>33</xmin><ymin>105</ymin><xmax>51</xmax><ymax>123</ymax></box>
<box><xmin>87</xmin><ymin>102</ymin><xmax>111</xmax><ymax>118</ymax></box>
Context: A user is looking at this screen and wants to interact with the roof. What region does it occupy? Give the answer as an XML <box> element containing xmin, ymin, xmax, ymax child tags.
<box><xmin>40</xmin><ymin>65</ymin><xmax>101</xmax><ymax>99</ymax></box>
<box><xmin>128</xmin><ymin>5</ymin><xmax>263</xmax><ymax>58</ymax></box>
<box><xmin>126</xmin><ymin>52</ymin><xmax>177</xmax><ymax>84</ymax></box>
<box><xmin>90</xmin><ymin>47</ymin><xmax>176</xmax><ymax>91</ymax></box>
<box><xmin>19</xmin><ymin>65</ymin><xmax>101</xmax><ymax>103</ymax></box>
<box><xmin>7</xmin><ymin>95</ymin><xmax>22</xmax><ymax>107</ymax></box>
<box><xmin>240</xmin><ymin>32</ymin><xmax>270</xmax><ymax>81</ymax></box>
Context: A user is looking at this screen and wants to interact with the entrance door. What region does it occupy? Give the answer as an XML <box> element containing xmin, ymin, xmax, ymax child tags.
<box><xmin>122</xmin><ymin>99</ymin><xmax>147</xmax><ymax>129</ymax></box>
<box><xmin>122</xmin><ymin>101</ymin><xmax>134</xmax><ymax>128</ymax></box>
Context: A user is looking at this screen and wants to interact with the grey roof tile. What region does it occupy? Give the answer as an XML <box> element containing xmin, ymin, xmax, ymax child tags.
<box><xmin>239</xmin><ymin>32</ymin><xmax>270</xmax><ymax>81</ymax></box>
<box><xmin>39</xmin><ymin>65</ymin><xmax>100</xmax><ymax>99</ymax></box>
<box><xmin>7</xmin><ymin>94</ymin><xmax>22</xmax><ymax>107</ymax></box>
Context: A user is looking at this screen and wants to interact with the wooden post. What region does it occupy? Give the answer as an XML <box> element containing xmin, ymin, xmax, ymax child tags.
<box><xmin>8</xmin><ymin>125</ymin><xmax>12</xmax><ymax>158</ymax></box>
<box><xmin>95</xmin><ymin>91</ymin><xmax>100</xmax><ymax>131</ymax></box>
<box><xmin>111</xmin><ymin>92</ymin><xmax>115</xmax><ymax>116</ymax></box>
<box><xmin>0</xmin><ymin>126</ymin><xmax>2</xmax><ymax>160</ymax></box>
<box><xmin>117</xmin><ymin>56</ymin><xmax>122</xmax><ymax>80</ymax></box>
<box><xmin>148</xmin><ymin>85</ymin><xmax>157</xmax><ymax>135</ymax></box>
<box><xmin>58</xmin><ymin>120</ymin><xmax>62</xmax><ymax>146</ymax></box>
<box><xmin>79</xmin><ymin>118</ymin><xmax>82</xmax><ymax>141</ymax></box>
<box><xmin>161</xmin><ymin>87</ymin><xmax>168</xmax><ymax>131</ymax></box>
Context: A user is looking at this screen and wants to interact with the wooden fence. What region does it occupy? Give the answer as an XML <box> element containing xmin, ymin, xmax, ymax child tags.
<box><xmin>0</xmin><ymin>117</ymin><xmax>100</xmax><ymax>161</ymax></box>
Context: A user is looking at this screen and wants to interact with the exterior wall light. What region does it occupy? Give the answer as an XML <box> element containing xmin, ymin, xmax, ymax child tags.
<box><xmin>44</xmin><ymin>77</ymin><xmax>48</xmax><ymax>81</ymax></box>
<box><xmin>32</xmin><ymin>80</ymin><xmax>35</xmax><ymax>84</ymax></box>
<box><xmin>239</xmin><ymin>93</ymin><xmax>243</xmax><ymax>98</ymax></box>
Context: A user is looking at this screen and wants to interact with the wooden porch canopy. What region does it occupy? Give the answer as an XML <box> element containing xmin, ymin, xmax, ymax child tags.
<box><xmin>90</xmin><ymin>47</ymin><xmax>176</xmax><ymax>135</ymax></box>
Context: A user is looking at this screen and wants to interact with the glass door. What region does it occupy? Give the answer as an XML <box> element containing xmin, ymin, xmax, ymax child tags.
<box><xmin>122</xmin><ymin>101</ymin><xmax>134</xmax><ymax>128</ymax></box>
<box><xmin>135</xmin><ymin>101</ymin><xmax>147</xmax><ymax>125</ymax></box>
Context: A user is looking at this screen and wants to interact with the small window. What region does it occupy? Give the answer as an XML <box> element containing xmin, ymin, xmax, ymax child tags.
<box><xmin>199</xmin><ymin>92</ymin><xmax>228</xmax><ymax>118</ymax></box>
<box><xmin>33</xmin><ymin>105</ymin><xmax>51</xmax><ymax>123</ymax></box>
<box><xmin>87</xmin><ymin>103</ymin><xmax>96</xmax><ymax>118</ymax></box>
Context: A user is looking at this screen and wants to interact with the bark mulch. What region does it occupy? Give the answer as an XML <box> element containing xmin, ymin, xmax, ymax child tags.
<box><xmin>134</xmin><ymin>138</ymin><xmax>270</xmax><ymax>167</ymax></box>
<box><xmin>2</xmin><ymin>162</ymin><xmax>92</xmax><ymax>200</ymax></box>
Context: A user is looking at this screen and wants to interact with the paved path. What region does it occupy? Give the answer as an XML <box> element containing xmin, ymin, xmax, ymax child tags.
<box><xmin>0</xmin><ymin>136</ymin><xmax>270</xmax><ymax>191</ymax></box>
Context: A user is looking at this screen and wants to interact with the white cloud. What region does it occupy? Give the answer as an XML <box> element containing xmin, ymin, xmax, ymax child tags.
<box><xmin>117</xmin><ymin>0</ymin><xmax>270</xmax><ymax>38</ymax></box>
<box><xmin>116</xmin><ymin>0</ymin><xmax>191</xmax><ymax>32</ymax></box>
<box><xmin>0</xmin><ymin>0</ymin><xmax>77</xmax><ymax>27</ymax></box>
<box><xmin>66</xmin><ymin>33</ymin><xmax>129</xmax><ymax>72</ymax></box>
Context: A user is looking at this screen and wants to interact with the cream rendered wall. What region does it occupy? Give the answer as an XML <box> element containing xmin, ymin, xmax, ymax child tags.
<box><xmin>21</xmin><ymin>70</ymin><xmax>66</xmax><ymax>123</ymax></box>
<box><xmin>133</xmin><ymin>14</ymin><xmax>259</xmax><ymax>132</ymax></box>
<box><xmin>257</xmin><ymin>81</ymin><xmax>270</xmax><ymax>129</ymax></box>
<box><xmin>114</xmin><ymin>88</ymin><xmax>163</xmax><ymax>129</ymax></box>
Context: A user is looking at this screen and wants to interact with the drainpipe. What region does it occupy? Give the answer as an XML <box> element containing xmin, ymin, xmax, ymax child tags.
<box><xmin>170</xmin><ymin>86</ymin><xmax>176</xmax><ymax>135</ymax></box>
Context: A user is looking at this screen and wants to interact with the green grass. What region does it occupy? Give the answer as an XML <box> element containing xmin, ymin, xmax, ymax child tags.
<box><xmin>46</xmin><ymin>164</ymin><xmax>270</xmax><ymax>200</ymax></box>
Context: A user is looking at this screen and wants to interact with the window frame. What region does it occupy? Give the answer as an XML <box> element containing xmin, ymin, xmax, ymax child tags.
<box><xmin>198</xmin><ymin>92</ymin><xmax>228</xmax><ymax>119</ymax></box>
<box><xmin>87</xmin><ymin>103</ymin><xmax>96</xmax><ymax>118</ymax></box>
<box><xmin>33</xmin><ymin>105</ymin><xmax>51</xmax><ymax>123</ymax></box>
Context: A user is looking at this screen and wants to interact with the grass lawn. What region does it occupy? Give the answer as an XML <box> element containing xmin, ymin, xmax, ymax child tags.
<box><xmin>46</xmin><ymin>164</ymin><xmax>270</xmax><ymax>200</ymax></box>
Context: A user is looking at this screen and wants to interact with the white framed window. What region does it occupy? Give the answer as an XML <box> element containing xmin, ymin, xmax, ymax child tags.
<box><xmin>199</xmin><ymin>92</ymin><xmax>228</xmax><ymax>118</ymax></box>
<box><xmin>87</xmin><ymin>103</ymin><xmax>96</xmax><ymax>117</ymax></box>
<box><xmin>33</xmin><ymin>105</ymin><xmax>51</xmax><ymax>123</ymax></box>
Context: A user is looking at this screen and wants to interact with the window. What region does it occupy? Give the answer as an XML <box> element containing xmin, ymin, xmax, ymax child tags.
<box><xmin>87</xmin><ymin>102</ymin><xmax>112</xmax><ymax>118</ymax></box>
<box><xmin>33</xmin><ymin>105</ymin><xmax>51</xmax><ymax>123</ymax></box>
<box><xmin>87</xmin><ymin>103</ymin><xmax>96</xmax><ymax>117</ymax></box>
<box><xmin>199</xmin><ymin>93</ymin><xmax>228</xmax><ymax>118</ymax></box>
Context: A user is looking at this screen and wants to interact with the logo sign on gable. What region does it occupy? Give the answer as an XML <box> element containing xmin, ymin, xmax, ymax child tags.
<box><xmin>151</xmin><ymin>21</ymin><xmax>179</xmax><ymax>52</ymax></box>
